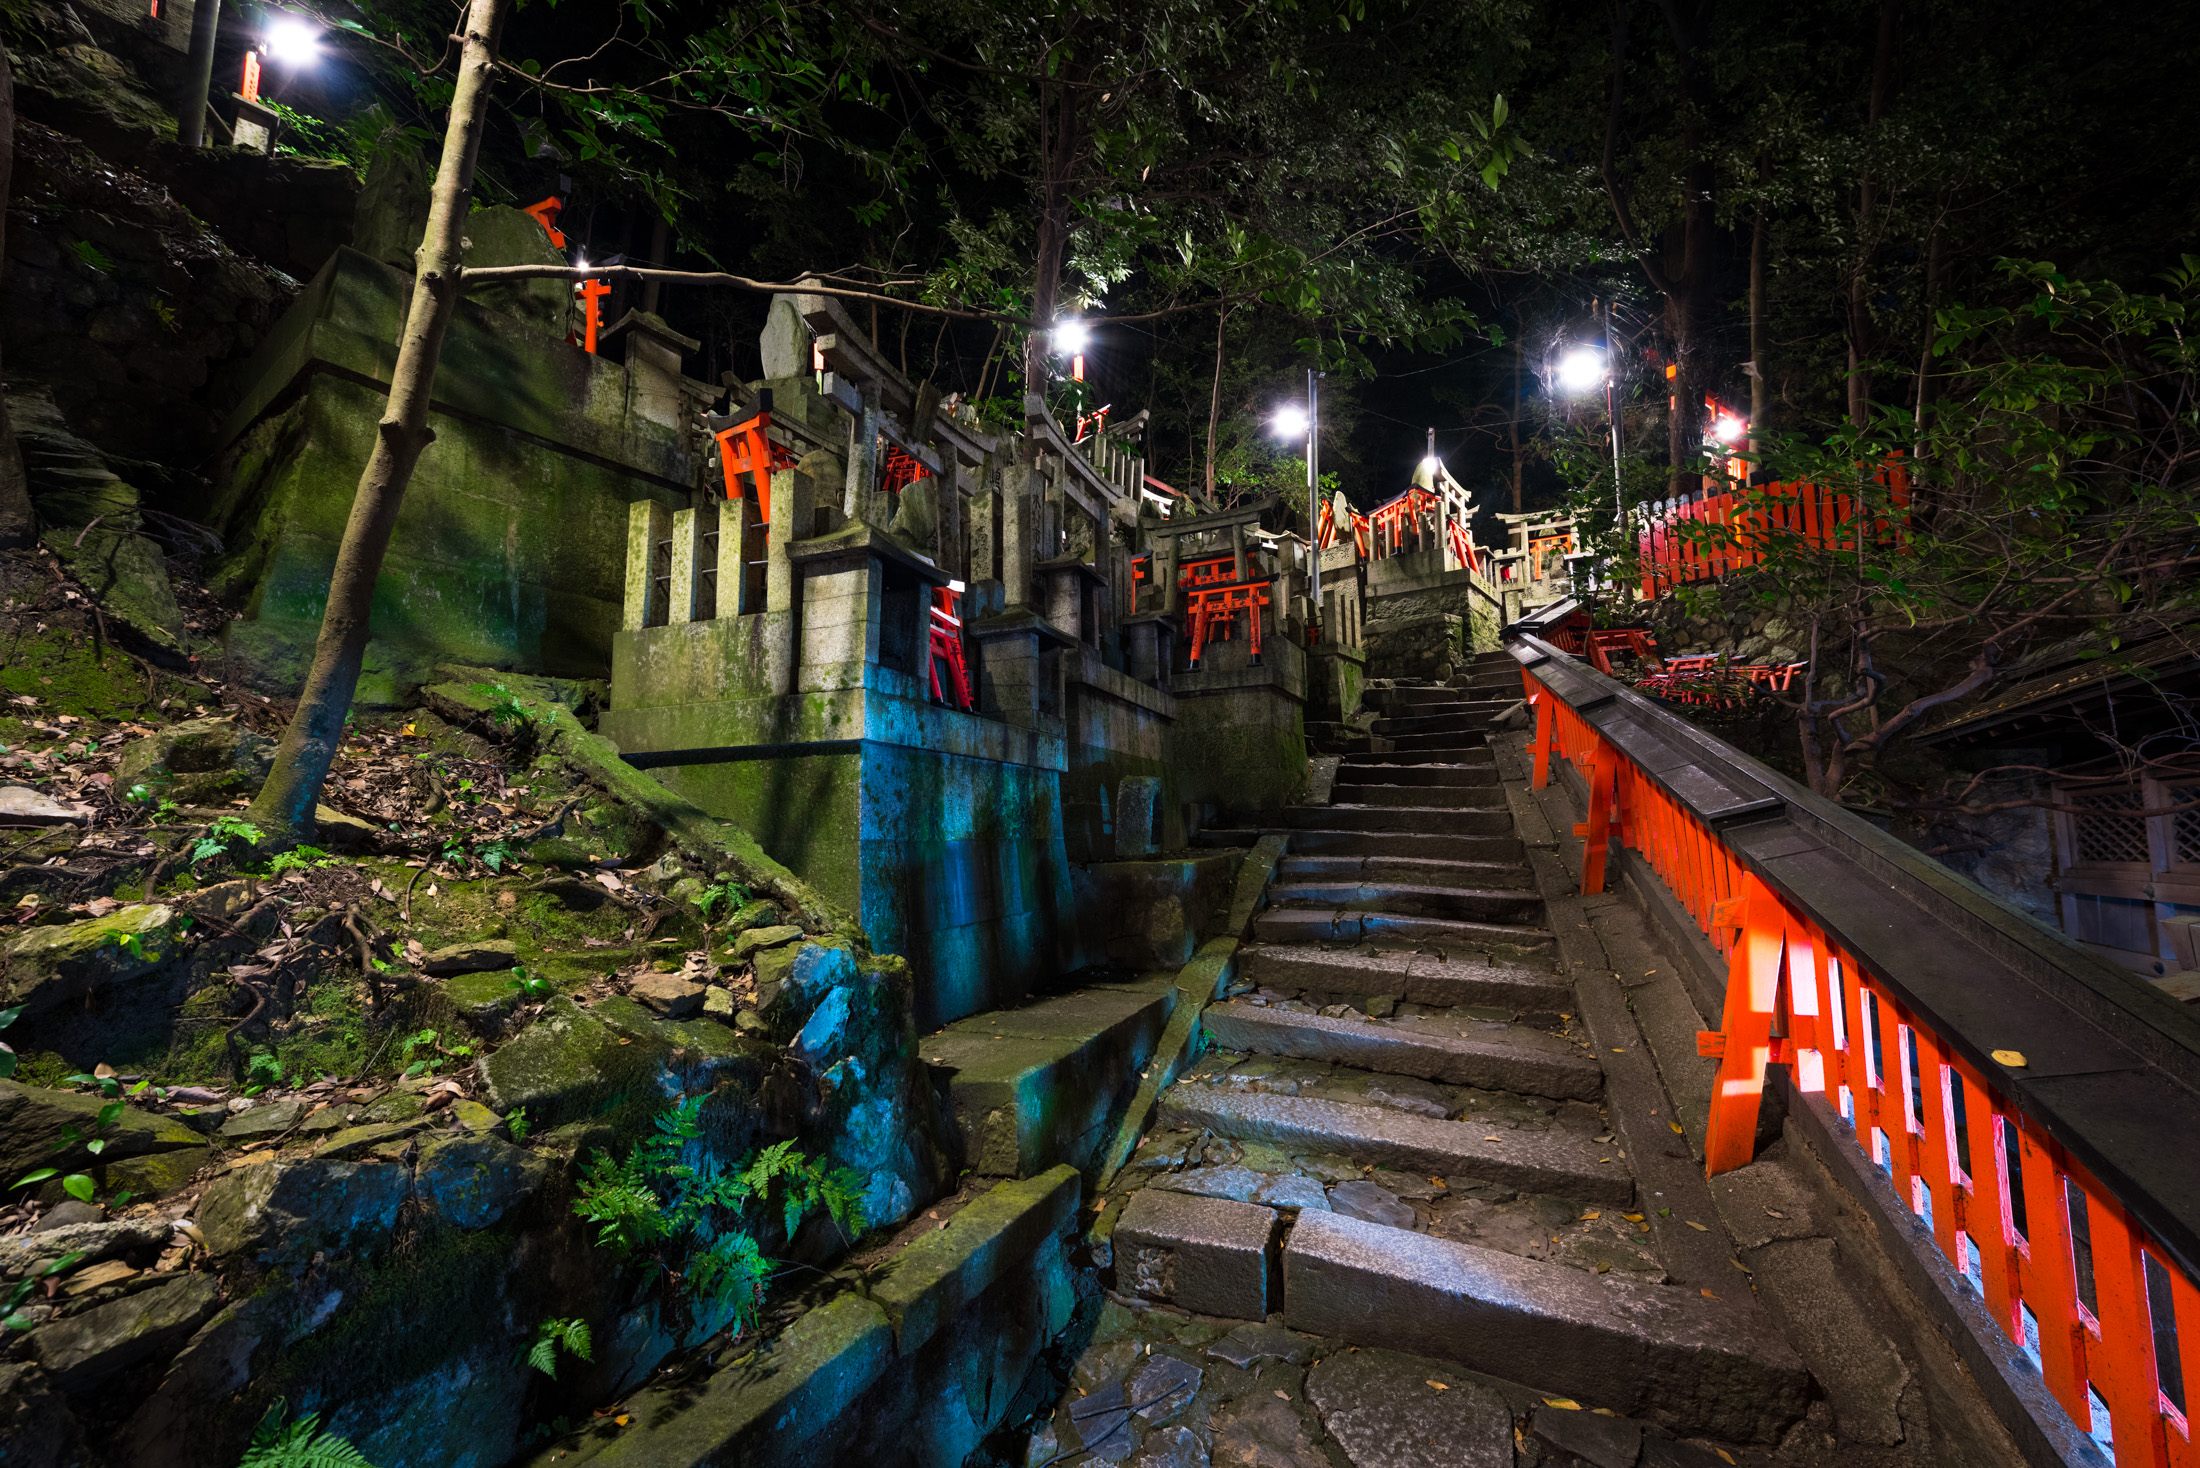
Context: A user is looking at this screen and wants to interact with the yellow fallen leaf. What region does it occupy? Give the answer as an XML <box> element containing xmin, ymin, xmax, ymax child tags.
<box><xmin>1426</xmin><ymin>1380</ymin><xmax>1449</xmax><ymax>1390</ymax></box>
<box><xmin>1718</xmin><ymin>1452</ymin><xmax>1735</xmax><ymax>1465</ymax></box>
<box><xmin>1273</xmin><ymin>1390</ymin><xmax>1289</xmax><ymax>1401</ymax></box>
<box><xmin>1543</xmin><ymin>1398</ymin><xmax>1580</xmax><ymax>1410</ymax></box>
<box><xmin>1686</xmin><ymin>1220</ymin><xmax>1708</xmax><ymax>1231</ymax></box>
<box><xmin>1610</xmin><ymin>1048</ymin><xmax>1626</xmax><ymax>1053</ymax></box>
<box><xmin>1484</xmin><ymin>1135</ymin><xmax>1500</xmax><ymax>1141</ymax></box>
<box><xmin>1732</xmin><ymin>1259</ymin><xmax>1752</xmax><ymax>1272</ymax></box>
<box><xmin>1622</xmin><ymin>1213</ymin><xmax>1643</xmax><ymax>1222</ymax></box>
<box><xmin>1991</xmin><ymin>1049</ymin><xmax>2027</xmax><ymax>1068</ymax></box>
<box><xmin>613</xmin><ymin>1415</ymin><xmax>630</xmax><ymax>1427</ymax></box>
<box><xmin>1669</xmin><ymin>1121</ymin><xmax>1684</xmax><ymax>1134</ymax></box>
<box><xmin>1579</xmin><ymin>1211</ymin><xmax>1601</xmax><ymax>1220</ymax></box>
<box><xmin>1701</xmin><ymin>1288</ymin><xmax>1718</xmax><ymax>1298</ymax></box>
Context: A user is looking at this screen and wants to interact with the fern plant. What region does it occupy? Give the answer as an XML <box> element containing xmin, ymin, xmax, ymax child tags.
<box><xmin>524</xmin><ymin>1317</ymin><xmax>593</xmax><ymax>1378</ymax></box>
<box><xmin>238</xmin><ymin>1399</ymin><xmax>377</xmax><ymax>1468</ymax></box>
<box><xmin>569</xmin><ymin>1097</ymin><xmax>869</xmax><ymax>1336</ymax></box>
<box><xmin>691</xmin><ymin>880</ymin><xmax>752</xmax><ymax>923</ymax></box>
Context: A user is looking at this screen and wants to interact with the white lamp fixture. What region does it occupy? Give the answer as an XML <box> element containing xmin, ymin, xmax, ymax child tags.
<box><xmin>1272</xmin><ymin>404</ymin><xmax>1310</xmax><ymax>440</ymax></box>
<box><xmin>263</xmin><ymin>13</ymin><xmax>320</xmax><ymax>65</ymax></box>
<box><xmin>1555</xmin><ymin>345</ymin><xmax>1608</xmax><ymax>396</ymax></box>
<box><xmin>1051</xmin><ymin>318</ymin><xmax>1091</xmax><ymax>356</ymax></box>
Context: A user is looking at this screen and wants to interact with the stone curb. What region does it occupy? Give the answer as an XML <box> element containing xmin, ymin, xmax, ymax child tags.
<box><xmin>870</xmin><ymin>1165</ymin><xmax>1080</xmax><ymax>1356</ymax></box>
<box><xmin>1090</xmin><ymin>831</ymin><xmax>1290</xmax><ymax>1200</ymax></box>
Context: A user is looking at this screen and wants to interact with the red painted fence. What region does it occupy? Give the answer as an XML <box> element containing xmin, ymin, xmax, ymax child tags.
<box><xmin>1521</xmin><ymin>646</ymin><xmax>2197</xmax><ymax>1466</ymax></box>
<box><xmin>1636</xmin><ymin>470</ymin><xmax>1911</xmax><ymax>599</ymax></box>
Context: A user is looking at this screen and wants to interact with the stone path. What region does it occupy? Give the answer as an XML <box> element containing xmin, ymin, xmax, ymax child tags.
<box><xmin>1030</xmin><ymin>651</ymin><xmax>1812</xmax><ymax>1466</ymax></box>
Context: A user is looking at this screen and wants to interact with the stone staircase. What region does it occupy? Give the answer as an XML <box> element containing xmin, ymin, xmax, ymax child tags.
<box><xmin>1107</xmin><ymin>650</ymin><xmax>1812</xmax><ymax>1445</ymax></box>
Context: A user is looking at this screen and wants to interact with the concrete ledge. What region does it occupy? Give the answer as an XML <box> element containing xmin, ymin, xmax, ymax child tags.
<box><xmin>921</xmin><ymin>983</ymin><xmax>1176</xmax><ymax>1177</ymax></box>
<box><xmin>539</xmin><ymin>1293</ymin><xmax>894</xmax><ymax>1466</ymax></box>
<box><xmin>871</xmin><ymin>1165</ymin><xmax>1080</xmax><ymax>1355</ymax></box>
<box><xmin>1115</xmin><ymin>1187</ymin><xmax>1278</xmax><ymax>1319</ymax></box>
<box><xmin>1282</xmin><ymin>1210</ymin><xmax>1809</xmax><ymax>1444</ymax></box>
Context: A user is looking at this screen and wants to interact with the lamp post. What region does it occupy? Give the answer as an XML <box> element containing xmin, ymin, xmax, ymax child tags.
<box><xmin>1271</xmin><ymin>373</ymin><xmax>1318</xmax><ymax>635</ymax></box>
<box><xmin>178</xmin><ymin>0</ymin><xmax>222</xmax><ymax>148</ymax></box>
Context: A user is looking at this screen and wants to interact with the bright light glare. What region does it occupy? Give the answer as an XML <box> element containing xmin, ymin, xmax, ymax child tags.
<box><xmin>1712</xmin><ymin>414</ymin><xmax>1747</xmax><ymax>444</ymax></box>
<box><xmin>1419</xmin><ymin>454</ymin><xmax>1441</xmax><ymax>473</ymax></box>
<box><xmin>1051</xmin><ymin>318</ymin><xmax>1091</xmax><ymax>355</ymax></box>
<box><xmin>1271</xmin><ymin>404</ymin><xmax>1310</xmax><ymax>440</ymax></box>
<box><xmin>1554</xmin><ymin>346</ymin><xmax>1607</xmax><ymax>395</ymax></box>
<box><xmin>264</xmin><ymin>14</ymin><xmax>320</xmax><ymax>65</ymax></box>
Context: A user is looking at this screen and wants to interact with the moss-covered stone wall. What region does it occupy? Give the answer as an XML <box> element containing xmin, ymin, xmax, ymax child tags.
<box><xmin>202</xmin><ymin>245</ymin><xmax>694</xmax><ymax>703</ymax></box>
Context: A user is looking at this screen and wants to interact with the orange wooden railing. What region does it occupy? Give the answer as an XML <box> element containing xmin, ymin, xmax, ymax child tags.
<box><xmin>1636</xmin><ymin>468</ymin><xmax>1911</xmax><ymax>599</ymax></box>
<box><xmin>1521</xmin><ymin>657</ymin><xmax>2199</xmax><ymax>1465</ymax></box>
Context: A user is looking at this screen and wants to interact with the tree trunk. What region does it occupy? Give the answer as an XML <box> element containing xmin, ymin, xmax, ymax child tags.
<box><xmin>1846</xmin><ymin>0</ymin><xmax>1899</xmax><ymax>430</ymax></box>
<box><xmin>639</xmin><ymin>213</ymin><xmax>669</xmax><ymax>315</ymax></box>
<box><xmin>246</xmin><ymin>0</ymin><xmax>508</xmax><ymax>844</ymax></box>
<box><xmin>1022</xmin><ymin>71</ymin><xmax>1084</xmax><ymax>452</ymax></box>
<box><xmin>0</xmin><ymin>39</ymin><xmax>31</xmax><ymax>551</ymax></box>
<box><xmin>1748</xmin><ymin>201</ymin><xmax>1768</xmax><ymax>463</ymax></box>
<box><xmin>1204</xmin><ymin>304</ymin><xmax>1232</xmax><ymax>503</ymax></box>
<box><xmin>1509</xmin><ymin>331</ymin><xmax>1524</xmax><ymax>513</ymax></box>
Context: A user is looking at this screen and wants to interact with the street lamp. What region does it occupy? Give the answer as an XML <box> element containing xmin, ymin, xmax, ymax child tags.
<box><xmin>1270</xmin><ymin>375</ymin><xmax>1320</xmax><ymax>633</ymax></box>
<box><xmin>1554</xmin><ymin>307</ymin><xmax>1626</xmax><ymax>534</ymax></box>
<box><xmin>1052</xmin><ymin>318</ymin><xmax>1091</xmax><ymax>381</ymax></box>
<box><xmin>264</xmin><ymin>13</ymin><xmax>321</xmax><ymax>65</ymax></box>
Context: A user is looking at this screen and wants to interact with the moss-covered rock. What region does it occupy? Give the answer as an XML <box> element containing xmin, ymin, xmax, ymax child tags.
<box><xmin>114</xmin><ymin>718</ymin><xmax>272</xmax><ymax>805</ymax></box>
<box><xmin>412</xmin><ymin>1133</ymin><xmax>547</xmax><ymax>1230</ymax></box>
<box><xmin>473</xmin><ymin>996</ymin><xmax>655</xmax><ymax>1130</ymax></box>
<box><xmin>0</xmin><ymin>903</ymin><xmax>179</xmax><ymax>1016</ymax></box>
<box><xmin>197</xmin><ymin>1158</ymin><xmax>410</xmax><ymax>1263</ymax></box>
<box><xmin>27</xmin><ymin>1272</ymin><xmax>220</xmax><ymax>1394</ymax></box>
<box><xmin>754</xmin><ymin>939</ymin><xmax>859</xmax><ymax>1039</ymax></box>
<box><xmin>445</xmin><ymin>969</ymin><xmax>522</xmax><ymax>1029</ymax></box>
<box><xmin>0</xmin><ymin>1080</ymin><xmax>204</xmax><ymax>1182</ymax></box>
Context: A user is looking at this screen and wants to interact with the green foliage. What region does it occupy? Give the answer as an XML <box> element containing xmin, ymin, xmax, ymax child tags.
<box><xmin>397</xmin><ymin>1029</ymin><xmax>467</xmax><ymax>1077</ymax></box>
<box><xmin>244</xmin><ymin>1050</ymin><xmax>286</xmax><ymax>1094</ymax></box>
<box><xmin>66</xmin><ymin>239</ymin><xmax>111</xmax><ymax>274</ymax></box>
<box><xmin>505</xmin><ymin>1108</ymin><xmax>531</xmax><ymax>1144</ymax></box>
<box><xmin>125</xmin><ymin>782</ymin><xmax>182</xmax><ymax>822</ymax></box>
<box><xmin>239</xmin><ymin>1399</ymin><xmax>379</xmax><ymax>1468</ymax></box>
<box><xmin>265</xmin><ymin>846</ymin><xmax>333</xmax><ymax>876</ymax></box>
<box><xmin>474</xmin><ymin>683</ymin><xmax>533</xmax><ymax>729</ymax></box>
<box><xmin>523</xmin><ymin>1317</ymin><xmax>593</xmax><ymax>1377</ymax></box>
<box><xmin>571</xmin><ymin>1097</ymin><xmax>869</xmax><ymax>1335</ymax></box>
<box><xmin>193</xmin><ymin>816</ymin><xmax>263</xmax><ymax>865</ymax></box>
<box><xmin>2</xmin><ymin>1250</ymin><xmax>84</xmax><ymax>1331</ymax></box>
<box><xmin>691</xmin><ymin>880</ymin><xmax>751</xmax><ymax>922</ymax></box>
<box><xmin>0</xmin><ymin>1004</ymin><xmax>19</xmax><ymax>1081</ymax></box>
<box><xmin>477</xmin><ymin>839</ymin><xmax>514</xmax><ymax>873</ymax></box>
<box><xmin>504</xmin><ymin>969</ymin><xmax>552</xmax><ymax>1001</ymax></box>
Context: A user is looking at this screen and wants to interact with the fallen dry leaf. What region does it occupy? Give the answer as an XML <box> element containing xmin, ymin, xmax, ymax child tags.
<box><xmin>1425</xmin><ymin>1380</ymin><xmax>1448</xmax><ymax>1391</ymax></box>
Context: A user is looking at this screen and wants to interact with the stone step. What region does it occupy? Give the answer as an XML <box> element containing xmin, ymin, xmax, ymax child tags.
<box><xmin>1329</xmin><ymin>782</ymin><xmax>1498</xmax><ymax>808</ymax></box>
<box><xmin>1333</xmin><ymin>761</ymin><xmax>1496</xmax><ymax>786</ymax></box>
<box><xmin>1278</xmin><ymin>854</ymin><xmax>1536</xmax><ymax>891</ymax></box>
<box><xmin>1250</xmin><ymin>906</ymin><xmax>1552</xmax><ymax>952</ymax></box>
<box><xmin>1282</xmin><ymin>1211</ymin><xmax>1810</xmax><ymax>1444</ymax></box>
<box><xmin>1370</xmin><ymin>685</ymin><xmax>1471</xmax><ymax>707</ymax></box>
<box><xmin>1285</xmin><ymin>828</ymin><xmax>1523</xmax><ymax>863</ymax></box>
<box><xmin>919</xmin><ymin>981</ymin><xmax>1177</xmax><ymax>1177</ymax></box>
<box><xmin>1371</xmin><ymin>708</ymin><xmax>1508</xmax><ymax>736</ymax></box>
<box><xmin>1383</xmin><ymin>730</ymin><xmax>1493</xmax><ymax>753</ymax></box>
<box><xmin>1238</xmin><ymin>944</ymin><xmax>1570</xmax><ymax>1011</ymax></box>
<box><xmin>1347</xmin><ymin>747</ymin><xmax>1493</xmax><ymax>767</ymax></box>
<box><xmin>1158</xmin><ymin>1088</ymin><xmax>1631</xmax><ymax>1204</ymax></box>
<box><xmin>1280</xmin><ymin>805</ymin><xmax>1510</xmax><ymax>835</ymax></box>
<box><xmin>1267</xmin><ymin>879</ymin><xmax>1545</xmax><ymax>926</ymax></box>
<box><xmin>1203</xmin><ymin>1002</ymin><xmax>1600</xmax><ymax>1100</ymax></box>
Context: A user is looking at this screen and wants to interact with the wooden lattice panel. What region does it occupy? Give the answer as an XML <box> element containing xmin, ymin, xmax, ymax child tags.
<box><xmin>2069</xmin><ymin>788</ymin><xmax>2151</xmax><ymax>867</ymax></box>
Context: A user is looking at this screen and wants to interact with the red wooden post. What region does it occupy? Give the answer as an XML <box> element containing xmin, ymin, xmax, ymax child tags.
<box><xmin>1699</xmin><ymin>874</ymin><xmax>1786</xmax><ymax>1175</ymax></box>
<box><xmin>579</xmin><ymin>279</ymin><xmax>612</xmax><ymax>353</ymax></box>
<box><xmin>1529</xmin><ymin>689</ymin><xmax>1553</xmax><ymax>790</ymax></box>
<box><xmin>2086</xmin><ymin>1184</ymin><xmax>2171</xmax><ymax>1465</ymax></box>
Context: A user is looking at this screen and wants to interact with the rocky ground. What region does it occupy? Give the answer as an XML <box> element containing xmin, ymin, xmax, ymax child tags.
<box><xmin>0</xmin><ymin>541</ymin><xmax>952</xmax><ymax>1465</ymax></box>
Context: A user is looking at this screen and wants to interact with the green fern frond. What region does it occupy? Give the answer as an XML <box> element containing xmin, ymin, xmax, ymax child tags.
<box><xmin>561</xmin><ymin>1318</ymin><xmax>594</xmax><ymax>1361</ymax></box>
<box><xmin>239</xmin><ymin>1400</ymin><xmax>378</xmax><ymax>1468</ymax></box>
<box><xmin>526</xmin><ymin>1336</ymin><xmax>559</xmax><ymax>1376</ymax></box>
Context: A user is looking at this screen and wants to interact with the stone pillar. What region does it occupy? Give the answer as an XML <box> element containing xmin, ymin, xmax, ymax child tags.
<box><xmin>973</xmin><ymin>622</ymin><xmax>1045</xmax><ymax>728</ymax></box>
<box><xmin>1002</xmin><ymin>464</ymin><xmax>1039</xmax><ymax>610</ymax></box>
<box><xmin>798</xmin><ymin>559</ymin><xmax>879</xmax><ymax>691</ymax></box>
<box><xmin>718</xmin><ymin>493</ymin><xmax>750</xmax><ymax>617</ymax></box>
<box><xmin>844</xmin><ymin>387</ymin><xmax>881</xmax><ymax>522</ymax></box>
<box><xmin>668</xmin><ymin>505</ymin><xmax>706</xmax><ymax>624</ymax></box>
<box><xmin>1116</xmin><ymin>776</ymin><xmax>1161</xmax><ymax>858</ymax></box>
<box><xmin>1231</xmin><ymin>522</ymin><xmax>1247</xmax><ymax>583</ymax></box>
<box><xmin>1161</xmin><ymin>533</ymin><xmax>1181</xmax><ymax>615</ymax></box>
<box><xmin>767</xmin><ymin>467</ymin><xmax>815</xmax><ymax>614</ymax></box>
<box><xmin>1046</xmin><ymin>565</ymin><xmax>1082</xmax><ymax>641</ymax></box>
<box><xmin>623</xmin><ymin>499</ymin><xmax>671</xmax><ymax>630</ymax></box>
